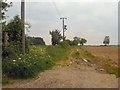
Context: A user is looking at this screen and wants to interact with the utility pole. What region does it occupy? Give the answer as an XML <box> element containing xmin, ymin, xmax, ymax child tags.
<box><xmin>60</xmin><ymin>17</ymin><xmax>67</xmax><ymax>41</ymax></box>
<box><xmin>21</xmin><ymin>0</ymin><xmax>25</xmax><ymax>54</ymax></box>
<box><xmin>4</xmin><ymin>31</ymin><xmax>8</xmax><ymax>48</ymax></box>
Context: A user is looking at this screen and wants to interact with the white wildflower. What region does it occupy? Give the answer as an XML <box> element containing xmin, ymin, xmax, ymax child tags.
<box><xmin>13</xmin><ymin>60</ymin><xmax>16</xmax><ymax>62</ymax></box>
<box><xmin>18</xmin><ymin>58</ymin><xmax>21</xmax><ymax>60</ymax></box>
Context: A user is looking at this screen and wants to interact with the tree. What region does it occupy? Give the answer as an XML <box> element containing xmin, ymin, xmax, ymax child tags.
<box><xmin>50</xmin><ymin>29</ymin><xmax>62</xmax><ymax>46</ymax></box>
<box><xmin>1</xmin><ymin>0</ymin><xmax>12</xmax><ymax>47</ymax></box>
<box><xmin>80</xmin><ymin>38</ymin><xmax>87</xmax><ymax>46</ymax></box>
<box><xmin>69</xmin><ymin>37</ymin><xmax>80</xmax><ymax>46</ymax></box>
<box><xmin>6</xmin><ymin>15</ymin><xmax>23</xmax><ymax>43</ymax></box>
<box><xmin>2</xmin><ymin>15</ymin><xmax>31</xmax><ymax>56</ymax></box>
<box><xmin>4</xmin><ymin>15</ymin><xmax>30</xmax><ymax>43</ymax></box>
<box><xmin>103</xmin><ymin>36</ymin><xmax>110</xmax><ymax>46</ymax></box>
<box><xmin>27</xmin><ymin>36</ymin><xmax>45</xmax><ymax>45</ymax></box>
<box><xmin>0</xmin><ymin>0</ymin><xmax>12</xmax><ymax>21</ymax></box>
<box><xmin>73</xmin><ymin>37</ymin><xmax>80</xmax><ymax>45</ymax></box>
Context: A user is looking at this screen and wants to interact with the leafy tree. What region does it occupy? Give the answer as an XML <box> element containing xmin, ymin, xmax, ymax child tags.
<box><xmin>69</xmin><ymin>37</ymin><xmax>87</xmax><ymax>46</ymax></box>
<box><xmin>2</xmin><ymin>15</ymin><xmax>31</xmax><ymax>57</ymax></box>
<box><xmin>50</xmin><ymin>29</ymin><xmax>62</xmax><ymax>46</ymax></box>
<box><xmin>27</xmin><ymin>36</ymin><xmax>45</xmax><ymax>45</ymax></box>
<box><xmin>103</xmin><ymin>36</ymin><xmax>110</xmax><ymax>46</ymax></box>
<box><xmin>73</xmin><ymin>37</ymin><xmax>80</xmax><ymax>45</ymax></box>
<box><xmin>4</xmin><ymin>15</ymin><xmax>31</xmax><ymax>43</ymax></box>
<box><xmin>6</xmin><ymin>15</ymin><xmax>23</xmax><ymax>43</ymax></box>
<box><xmin>80</xmin><ymin>38</ymin><xmax>87</xmax><ymax>46</ymax></box>
<box><xmin>0</xmin><ymin>0</ymin><xmax>12</xmax><ymax>21</ymax></box>
<box><xmin>70</xmin><ymin>37</ymin><xmax>80</xmax><ymax>46</ymax></box>
<box><xmin>1</xmin><ymin>0</ymin><xmax>12</xmax><ymax>47</ymax></box>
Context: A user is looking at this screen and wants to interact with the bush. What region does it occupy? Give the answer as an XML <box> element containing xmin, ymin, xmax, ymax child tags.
<box><xmin>59</xmin><ymin>40</ymin><xmax>70</xmax><ymax>48</ymax></box>
<box><xmin>2</xmin><ymin>46</ymin><xmax>70</xmax><ymax>80</ymax></box>
<box><xmin>2</xmin><ymin>46</ymin><xmax>54</xmax><ymax>79</ymax></box>
<box><xmin>2</xmin><ymin>45</ymin><xmax>18</xmax><ymax>58</ymax></box>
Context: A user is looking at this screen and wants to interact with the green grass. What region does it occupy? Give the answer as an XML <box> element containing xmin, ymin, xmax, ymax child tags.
<box><xmin>104</xmin><ymin>65</ymin><xmax>120</xmax><ymax>77</ymax></box>
<box><xmin>80</xmin><ymin>48</ymin><xmax>94</xmax><ymax>59</ymax></box>
<box><xmin>71</xmin><ymin>47</ymin><xmax>94</xmax><ymax>60</ymax></box>
<box><xmin>71</xmin><ymin>50</ymin><xmax>80</xmax><ymax>59</ymax></box>
<box><xmin>46</xmin><ymin>45</ymin><xmax>70</xmax><ymax>61</ymax></box>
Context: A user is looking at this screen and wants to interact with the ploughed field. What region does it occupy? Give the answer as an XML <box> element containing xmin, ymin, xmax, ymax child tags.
<box><xmin>82</xmin><ymin>46</ymin><xmax>118</xmax><ymax>65</ymax></box>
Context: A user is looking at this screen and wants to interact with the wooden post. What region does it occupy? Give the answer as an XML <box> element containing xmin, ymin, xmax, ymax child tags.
<box><xmin>21</xmin><ymin>0</ymin><xmax>25</xmax><ymax>54</ymax></box>
<box><xmin>60</xmin><ymin>17</ymin><xmax>67</xmax><ymax>41</ymax></box>
<box><xmin>4</xmin><ymin>31</ymin><xmax>8</xmax><ymax>48</ymax></box>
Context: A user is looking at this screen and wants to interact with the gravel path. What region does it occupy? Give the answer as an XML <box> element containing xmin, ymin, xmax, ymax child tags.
<box><xmin>3</xmin><ymin>64</ymin><xmax>118</xmax><ymax>88</ymax></box>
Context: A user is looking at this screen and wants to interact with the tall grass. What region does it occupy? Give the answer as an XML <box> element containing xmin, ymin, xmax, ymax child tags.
<box><xmin>103</xmin><ymin>64</ymin><xmax>120</xmax><ymax>77</ymax></box>
<box><xmin>80</xmin><ymin>48</ymin><xmax>95</xmax><ymax>59</ymax></box>
<box><xmin>46</xmin><ymin>46</ymin><xmax>69</xmax><ymax>61</ymax></box>
<box><xmin>71</xmin><ymin>46</ymin><xmax>94</xmax><ymax>60</ymax></box>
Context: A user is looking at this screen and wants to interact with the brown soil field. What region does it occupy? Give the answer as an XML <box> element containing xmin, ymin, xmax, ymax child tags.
<box><xmin>82</xmin><ymin>46</ymin><xmax>118</xmax><ymax>65</ymax></box>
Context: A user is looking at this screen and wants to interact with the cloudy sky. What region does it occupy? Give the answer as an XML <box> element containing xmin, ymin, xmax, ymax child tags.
<box><xmin>6</xmin><ymin>0</ymin><xmax>118</xmax><ymax>45</ymax></box>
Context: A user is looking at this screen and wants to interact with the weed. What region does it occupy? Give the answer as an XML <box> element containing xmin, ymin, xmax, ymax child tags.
<box><xmin>104</xmin><ymin>64</ymin><xmax>120</xmax><ymax>77</ymax></box>
<box><xmin>80</xmin><ymin>48</ymin><xmax>94</xmax><ymax>59</ymax></box>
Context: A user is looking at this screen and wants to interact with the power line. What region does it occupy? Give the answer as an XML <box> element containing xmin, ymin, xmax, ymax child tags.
<box><xmin>51</xmin><ymin>0</ymin><xmax>62</xmax><ymax>17</ymax></box>
<box><xmin>51</xmin><ymin>0</ymin><xmax>68</xmax><ymax>41</ymax></box>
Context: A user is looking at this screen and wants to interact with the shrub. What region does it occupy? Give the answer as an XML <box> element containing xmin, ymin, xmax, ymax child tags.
<box><xmin>59</xmin><ymin>40</ymin><xmax>70</xmax><ymax>48</ymax></box>
<box><xmin>2</xmin><ymin>45</ymin><xmax>18</xmax><ymax>58</ymax></box>
<box><xmin>2</xmin><ymin>46</ymin><xmax>69</xmax><ymax>80</ymax></box>
<box><xmin>2</xmin><ymin>46</ymin><xmax>54</xmax><ymax>79</ymax></box>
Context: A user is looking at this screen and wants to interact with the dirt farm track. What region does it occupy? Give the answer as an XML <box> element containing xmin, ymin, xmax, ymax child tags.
<box><xmin>3</xmin><ymin>46</ymin><xmax>119</xmax><ymax>88</ymax></box>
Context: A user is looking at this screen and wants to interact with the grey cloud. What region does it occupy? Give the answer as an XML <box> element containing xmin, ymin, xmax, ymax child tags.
<box><xmin>6</xmin><ymin>1</ymin><xmax>118</xmax><ymax>45</ymax></box>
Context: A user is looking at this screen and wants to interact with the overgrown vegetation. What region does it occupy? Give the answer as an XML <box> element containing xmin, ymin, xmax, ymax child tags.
<box><xmin>2</xmin><ymin>45</ymin><xmax>70</xmax><ymax>84</ymax></box>
<box><xmin>105</xmin><ymin>65</ymin><xmax>120</xmax><ymax>77</ymax></box>
<box><xmin>80</xmin><ymin>48</ymin><xmax>95</xmax><ymax>59</ymax></box>
<box><xmin>71</xmin><ymin>47</ymin><xmax>120</xmax><ymax>78</ymax></box>
<box><xmin>71</xmin><ymin>47</ymin><xmax>94</xmax><ymax>60</ymax></box>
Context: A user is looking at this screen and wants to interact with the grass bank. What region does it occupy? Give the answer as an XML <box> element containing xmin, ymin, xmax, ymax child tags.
<box><xmin>71</xmin><ymin>46</ymin><xmax>94</xmax><ymax>60</ymax></box>
<box><xmin>71</xmin><ymin>46</ymin><xmax>120</xmax><ymax>78</ymax></box>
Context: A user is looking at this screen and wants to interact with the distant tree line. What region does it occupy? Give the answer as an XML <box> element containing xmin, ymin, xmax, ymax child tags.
<box><xmin>27</xmin><ymin>36</ymin><xmax>45</xmax><ymax>46</ymax></box>
<box><xmin>49</xmin><ymin>30</ymin><xmax>111</xmax><ymax>46</ymax></box>
<box><xmin>49</xmin><ymin>29</ymin><xmax>87</xmax><ymax>46</ymax></box>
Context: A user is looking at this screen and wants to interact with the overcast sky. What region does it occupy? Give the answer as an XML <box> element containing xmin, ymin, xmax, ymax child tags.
<box><xmin>6</xmin><ymin>0</ymin><xmax>118</xmax><ymax>45</ymax></box>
